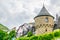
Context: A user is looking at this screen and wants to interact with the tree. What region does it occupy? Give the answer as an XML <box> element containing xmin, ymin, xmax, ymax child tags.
<box><xmin>0</xmin><ymin>30</ymin><xmax>7</xmax><ymax>40</ymax></box>
<box><xmin>8</xmin><ymin>30</ymin><xmax>16</xmax><ymax>40</ymax></box>
<box><xmin>27</xmin><ymin>31</ymin><xmax>33</xmax><ymax>37</ymax></box>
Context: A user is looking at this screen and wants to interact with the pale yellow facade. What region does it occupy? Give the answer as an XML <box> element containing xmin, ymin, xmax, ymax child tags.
<box><xmin>34</xmin><ymin>16</ymin><xmax>54</xmax><ymax>35</ymax></box>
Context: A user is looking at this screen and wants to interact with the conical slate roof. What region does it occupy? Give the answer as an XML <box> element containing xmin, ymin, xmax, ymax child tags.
<box><xmin>34</xmin><ymin>6</ymin><xmax>54</xmax><ymax>19</ymax></box>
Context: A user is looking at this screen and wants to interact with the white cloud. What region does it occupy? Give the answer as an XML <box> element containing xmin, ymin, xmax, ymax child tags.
<box><xmin>0</xmin><ymin>0</ymin><xmax>60</xmax><ymax>29</ymax></box>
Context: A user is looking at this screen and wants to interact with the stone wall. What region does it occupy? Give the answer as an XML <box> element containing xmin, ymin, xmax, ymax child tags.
<box><xmin>34</xmin><ymin>16</ymin><xmax>54</xmax><ymax>35</ymax></box>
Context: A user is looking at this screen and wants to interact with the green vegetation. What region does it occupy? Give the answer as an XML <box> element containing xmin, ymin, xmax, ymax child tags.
<box><xmin>0</xmin><ymin>23</ymin><xmax>60</xmax><ymax>40</ymax></box>
<box><xmin>0</xmin><ymin>24</ymin><xmax>9</xmax><ymax>31</ymax></box>
<box><xmin>0</xmin><ymin>29</ymin><xmax>16</xmax><ymax>40</ymax></box>
<box><xmin>27</xmin><ymin>31</ymin><xmax>33</xmax><ymax>37</ymax></box>
<box><xmin>8</xmin><ymin>30</ymin><xmax>16</xmax><ymax>40</ymax></box>
<box><xmin>16</xmin><ymin>29</ymin><xmax>60</xmax><ymax>40</ymax></box>
<box><xmin>0</xmin><ymin>30</ymin><xmax>7</xmax><ymax>40</ymax></box>
<box><xmin>0</xmin><ymin>24</ymin><xmax>16</xmax><ymax>40</ymax></box>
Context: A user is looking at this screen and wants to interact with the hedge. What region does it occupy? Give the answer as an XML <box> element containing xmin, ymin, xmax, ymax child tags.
<box><xmin>16</xmin><ymin>29</ymin><xmax>60</xmax><ymax>40</ymax></box>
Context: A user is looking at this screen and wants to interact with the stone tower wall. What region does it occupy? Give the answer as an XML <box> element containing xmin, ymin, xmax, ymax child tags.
<box><xmin>34</xmin><ymin>16</ymin><xmax>54</xmax><ymax>35</ymax></box>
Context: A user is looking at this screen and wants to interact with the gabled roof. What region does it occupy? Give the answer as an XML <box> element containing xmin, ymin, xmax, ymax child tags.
<box><xmin>34</xmin><ymin>6</ymin><xmax>54</xmax><ymax>19</ymax></box>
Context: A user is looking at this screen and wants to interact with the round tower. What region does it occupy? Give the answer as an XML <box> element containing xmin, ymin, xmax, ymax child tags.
<box><xmin>34</xmin><ymin>6</ymin><xmax>54</xmax><ymax>35</ymax></box>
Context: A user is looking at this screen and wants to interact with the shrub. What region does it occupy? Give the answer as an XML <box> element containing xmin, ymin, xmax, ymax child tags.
<box><xmin>9</xmin><ymin>30</ymin><xmax>16</xmax><ymax>37</ymax></box>
<box><xmin>54</xmin><ymin>30</ymin><xmax>60</xmax><ymax>37</ymax></box>
<box><xmin>16</xmin><ymin>29</ymin><xmax>60</xmax><ymax>40</ymax></box>
<box><xmin>27</xmin><ymin>31</ymin><xmax>33</xmax><ymax>37</ymax></box>
<box><xmin>0</xmin><ymin>30</ymin><xmax>7</xmax><ymax>40</ymax></box>
<box><xmin>8</xmin><ymin>30</ymin><xmax>16</xmax><ymax>40</ymax></box>
<box><xmin>3</xmin><ymin>30</ymin><xmax>16</xmax><ymax>40</ymax></box>
<box><xmin>38</xmin><ymin>35</ymin><xmax>43</xmax><ymax>40</ymax></box>
<box><xmin>17</xmin><ymin>37</ymin><xmax>29</xmax><ymax>40</ymax></box>
<box><xmin>30</xmin><ymin>36</ymin><xmax>38</xmax><ymax>40</ymax></box>
<box><xmin>42</xmin><ymin>33</ymin><xmax>54</xmax><ymax>40</ymax></box>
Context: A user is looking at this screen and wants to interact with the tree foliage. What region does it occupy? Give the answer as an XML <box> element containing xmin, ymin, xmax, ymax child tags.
<box><xmin>27</xmin><ymin>31</ymin><xmax>33</xmax><ymax>37</ymax></box>
<box><xmin>0</xmin><ymin>30</ymin><xmax>7</xmax><ymax>40</ymax></box>
<box><xmin>0</xmin><ymin>30</ymin><xmax>16</xmax><ymax>40</ymax></box>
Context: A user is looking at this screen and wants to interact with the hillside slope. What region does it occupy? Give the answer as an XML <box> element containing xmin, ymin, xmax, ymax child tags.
<box><xmin>0</xmin><ymin>24</ymin><xmax>9</xmax><ymax>31</ymax></box>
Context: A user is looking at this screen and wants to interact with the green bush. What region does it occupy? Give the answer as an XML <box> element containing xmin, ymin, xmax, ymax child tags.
<box><xmin>38</xmin><ymin>35</ymin><xmax>43</xmax><ymax>40</ymax></box>
<box><xmin>54</xmin><ymin>30</ymin><xmax>60</xmax><ymax>37</ymax></box>
<box><xmin>30</xmin><ymin>36</ymin><xmax>38</xmax><ymax>40</ymax></box>
<box><xmin>17</xmin><ymin>37</ymin><xmax>29</xmax><ymax>40</ymax></box>
<box><xmin>27</xmin><ymin>31</ymin><xmax>33</xmax><ymax>37</ymax></box>
<box><xmin>8</xmin><ymin>30</ymin><xmax>16</xmax><ymax>40</ymax></box>
<box><xmin>3</xmin><ymin>30</ymin><xmax>16</xmax><ymax>40</ymax></box>
<box><xmin>9</xmin><ymin>30</ymin><xmax>16</xmax><ymax>38</ymax></box>
<box><xmin>42</xmin><ymin>33</ymin><xmax>54</xmax><ymax>40</ymax></box>
<box><xmin>0</xmin><ymin>30</ymin><xmax>7</xmax><ymax>40</ymax></box>
<box><xmin>16</xmin><ymin>29</ymin><xmax>60</xmax><ymax>40</ymax></box>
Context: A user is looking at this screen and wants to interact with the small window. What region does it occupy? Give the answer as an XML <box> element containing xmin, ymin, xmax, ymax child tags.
<box><xmin>40</xmin><ymin>24</ymin><xmax>42</xmax><ymax>26</ymax></box>
<box><xmin>45</xmin><ymin>17</ymin><xmax>48</xmax><ymax>22</ymax></box>
<box><xmin>43</xmin><ymin>24</ymin><xmax>45</xmax><ymax>26</ymax></box>
<box><xmin>45</xmin><ymin>29</ymin><xmax>47</xmax><ymax>32</ymax></box>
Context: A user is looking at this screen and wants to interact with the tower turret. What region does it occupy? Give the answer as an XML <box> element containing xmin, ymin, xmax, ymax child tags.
<box><xmin>34</xmin><ymin>6</ymin><xmax>54</xmax><ymax>35</ymax></box>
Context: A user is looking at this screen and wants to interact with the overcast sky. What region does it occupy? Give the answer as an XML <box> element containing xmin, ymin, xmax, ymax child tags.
<box><xmin>0</xmin><ymin>0</ymin><xmax>60</xmax><ymax>29</ymax></box>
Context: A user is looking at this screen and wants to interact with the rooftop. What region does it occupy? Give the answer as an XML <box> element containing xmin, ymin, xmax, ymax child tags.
<box><xmin>34</xmin><ymin>6</ymin><xmax>54</xmax><ymax>19</ymax></box>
